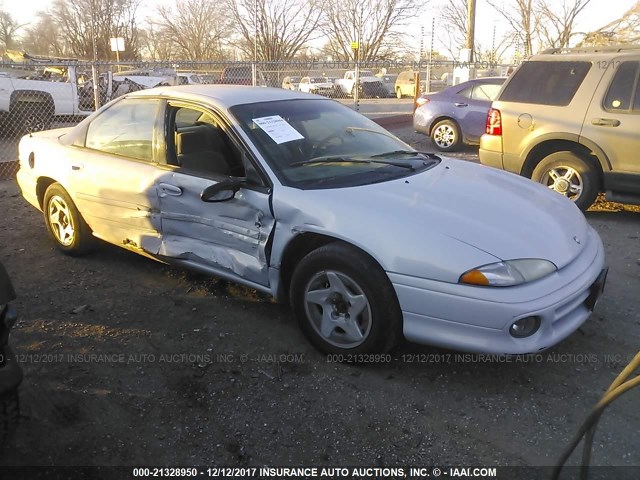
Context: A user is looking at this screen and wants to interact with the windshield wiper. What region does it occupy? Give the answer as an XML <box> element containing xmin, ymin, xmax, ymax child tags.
<box><xmin>344</xmin><ymin>126</ymin><xmax>399</xmax><ymax>139</ymax></box>
<box><xmin>370</xmin><ymin>150</ymin><xmax>439</xmax><ymax>159</ymax></box>
<box><xmin>289</xmin><ymin>156</ymin><xmax>415</xmax><ymax>169</ymax></box>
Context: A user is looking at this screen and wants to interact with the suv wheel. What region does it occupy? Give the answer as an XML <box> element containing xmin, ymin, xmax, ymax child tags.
<box><xmin>531</xmin><ymin>151</ymin><xmax>598</xmax><ymax>211</ymax></box>
<box><xmin>431</xmin><ymin>119</ymin><xmax>461</xmax><ymax>152</ymax></box>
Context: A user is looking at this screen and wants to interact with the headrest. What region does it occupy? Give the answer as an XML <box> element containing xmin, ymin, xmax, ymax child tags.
<box><xmin>176</xmin><ymin>124</ymin><xmax>226</xmax><ymax>155</ymax></box>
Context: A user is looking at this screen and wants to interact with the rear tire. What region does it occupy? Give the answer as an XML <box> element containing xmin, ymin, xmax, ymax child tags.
<box><xmin>430</xmin><ymin>119</ymin><xmax>461</xmax><ymax>152</ymax></box>
<box><xmin>43</xmin><ymin>183</ymin><xmax>96</xmax><ymax>255</ymax></box>
<box><xmin>530</xmin><ymin>151</ymin><xmax>599</xmax><ymax>211</ymax></box>
<box><xmin>290</xmin><ymin>242</ymin><xmax>402</xmax><ymax>355</ymax></box>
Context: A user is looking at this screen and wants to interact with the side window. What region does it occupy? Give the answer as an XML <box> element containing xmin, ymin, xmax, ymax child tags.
<box><xmin>604</xmin><ymin>61</ymin><xmax>639</xmax><ymax>112</ymax></box>
<box><xmin>85</xmin><ymin>98</ymin><xmax>160</xmax><ymax>162</ymax></box>
<box><xmin>170</xmin><ymin>105</ymin><xmax>246</xmax><ymax>179</ymax></box>
<box><xmin>499</xmin><ymin>61</ymin><xmax>591</xmax><ymax>106</ymax></box>
<box><xmin>457</xmin><ymin>86</ymin><xmax>472</xmax><ymax>98</ymax></box>
<box><xmin>471</xmin><ymin>83</ymin><xmax>502</xmax><ymax>101</ymax></box>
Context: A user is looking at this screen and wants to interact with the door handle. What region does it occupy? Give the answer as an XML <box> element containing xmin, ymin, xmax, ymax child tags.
<box><xmin>591</xmin><ymin>118</ymin><xmax>620</xmax><ymax>127</ymax></box>
<box><xmin>454</xmin><ymin>102</ymin><xmax>468</xmax><ymax>107</ymax></box>
<box><xmin>158</xmin><ymin>183</ymin><xmax>183</xmax><ymax>197</ymax></box>
<box><xmin>71</xmin><ymin>164</ymin><xmax>83</xmax><ymax>171</ymax></box>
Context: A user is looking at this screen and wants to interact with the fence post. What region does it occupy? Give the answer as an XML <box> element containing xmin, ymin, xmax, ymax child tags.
<box><xmin>91</xmin><ymin>63</ymin><xmax>101</xmax><ymax>112</ymax></box>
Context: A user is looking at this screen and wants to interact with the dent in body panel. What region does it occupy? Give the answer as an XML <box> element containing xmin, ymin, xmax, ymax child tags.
<box><xmin>156</xmin><ymin>172</ymin><xmax>274</xmax><ymax>285</ymax></box>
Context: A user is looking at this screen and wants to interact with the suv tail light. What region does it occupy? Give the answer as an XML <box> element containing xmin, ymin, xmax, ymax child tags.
<box><xmin>486</xmin><ymin>108</ymin><xmax>502</xmax><ymax>136</ymax></box>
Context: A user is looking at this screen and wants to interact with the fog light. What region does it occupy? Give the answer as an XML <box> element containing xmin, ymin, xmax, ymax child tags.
<box><xmin>509</xmin><ymin>316</ymin><xmax>540</xmax><ymax>338</ymax></box>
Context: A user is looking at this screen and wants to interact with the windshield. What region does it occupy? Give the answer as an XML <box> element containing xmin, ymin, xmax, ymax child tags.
<box><xmin>230</xmin><ymin>99</ymin><xmax>438</xmax><ymax>188</ymax></box>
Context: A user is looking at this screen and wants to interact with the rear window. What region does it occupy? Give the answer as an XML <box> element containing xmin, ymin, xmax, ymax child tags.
<box><xmin>603</xmin><ymin>61</ymin><xmax>640</xmax><ymax>112</ymax></box>
<box><xmin>499</xmin><ymin>61</ymin><xmax>591</xmax><ymax>106</ymax></box>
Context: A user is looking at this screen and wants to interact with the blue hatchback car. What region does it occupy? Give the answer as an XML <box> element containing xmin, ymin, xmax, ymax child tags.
<box><xmin>414</xmin><ymin>77</ymin><xmax>506</xmax><ymax>152</ymax></box>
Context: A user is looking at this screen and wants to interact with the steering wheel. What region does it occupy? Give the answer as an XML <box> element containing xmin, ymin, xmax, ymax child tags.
<box><xmin>313</xmin><ymin>134</ymin><xmax>345</xmax><ymax>155</ymax></box>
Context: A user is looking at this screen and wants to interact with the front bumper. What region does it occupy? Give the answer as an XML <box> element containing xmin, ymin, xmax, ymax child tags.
<box><xmin>390</xmin><ymin>226</ymin><xmax>606</xmax><ymax>354</ymax></box>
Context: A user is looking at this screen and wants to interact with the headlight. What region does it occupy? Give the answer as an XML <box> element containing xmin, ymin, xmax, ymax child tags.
<box><xmin>459</xmin><ymin>259</ymin><xmax>557</xmax><ymax>287</ymax></box>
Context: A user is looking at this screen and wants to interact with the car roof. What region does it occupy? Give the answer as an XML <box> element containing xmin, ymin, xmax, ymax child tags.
<box><xmin>130</xmin><ymin>85</ymin><xmax>320</xmax><ymax>108</ymax></box>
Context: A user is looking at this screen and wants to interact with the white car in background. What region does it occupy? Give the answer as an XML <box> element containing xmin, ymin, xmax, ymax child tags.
<box><xmin>298</xmin><ymin>76</ymin><xmax>335</xmax><ymax>96</ymax></box>
<box><xmin>177</xmin><ymin>72</ymin><xmax>202</xmax><ymax>85</ymax></box>
<box><xmin>16</xmin><ymin>86</ymin><xmax>607</xmax><ymax>356</ymax></box>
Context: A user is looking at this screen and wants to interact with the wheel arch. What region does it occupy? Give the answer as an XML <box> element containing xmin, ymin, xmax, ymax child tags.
<box><xmin>520</xmin><ymin>138</ymin><xmax>606</xmax><ymax>189</ymax></box>
<box><xmin>10</xmin><ymin>90</ymin><xmax>55</xmax><ymax>114</ymax></box>
<box><xmin>277</xmin><ymin>232</ymin><xmax>391</xmax><ymax>304</ymax></box>
<box><xmin>36</xmin><ymin>176</ymin><xmax>59</xmax><ymax>210</ymax></box>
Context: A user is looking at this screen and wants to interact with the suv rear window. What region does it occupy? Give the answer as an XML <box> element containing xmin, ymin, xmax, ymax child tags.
<box><xmin>499</xmin><ymin>61</ymin><xmax>591</xmax><ymax>106</ymax></box>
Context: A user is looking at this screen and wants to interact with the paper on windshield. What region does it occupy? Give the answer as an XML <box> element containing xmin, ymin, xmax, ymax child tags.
<box><xmin>252</xmin><ymin>115</ymin><xmax>304</xmax><ymax>144</ymax></box>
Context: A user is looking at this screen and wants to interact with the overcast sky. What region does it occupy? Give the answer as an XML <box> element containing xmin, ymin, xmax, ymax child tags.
<box><xmin>2</xmin><ymin>0</ymin><xmax>637</xmax><ymax>54</ymax></box>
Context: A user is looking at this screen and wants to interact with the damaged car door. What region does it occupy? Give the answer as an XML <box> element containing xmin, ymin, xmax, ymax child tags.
<box><xmin>155</xmin><ymin>102</ymin><xmax>275</xmax><ymax>288</ymax></box>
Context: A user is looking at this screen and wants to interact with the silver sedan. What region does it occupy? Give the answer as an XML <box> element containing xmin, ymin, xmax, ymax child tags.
<box><xmin>17</xmin><ymin>86</ymin><xmax>607</xmax><ymax>355</ymax></box>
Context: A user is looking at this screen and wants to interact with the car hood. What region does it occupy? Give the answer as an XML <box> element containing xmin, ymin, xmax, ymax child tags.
<box><xmin>274</xmin><ymin>157</ymin><xmax>588</xmax><ymax>281</ymax></box>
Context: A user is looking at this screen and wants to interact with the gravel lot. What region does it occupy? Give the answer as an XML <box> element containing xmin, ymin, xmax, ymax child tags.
<box><xmin>1</xmin><ymin>126</ymin><xmax>639</xmax><ymax>473</ymax></box>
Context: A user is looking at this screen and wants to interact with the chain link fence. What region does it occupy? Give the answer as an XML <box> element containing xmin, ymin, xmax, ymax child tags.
<box><xmin>0</xmin><ymin>57</ymin><xmax>512</xmax><ymax>179</ymax></box>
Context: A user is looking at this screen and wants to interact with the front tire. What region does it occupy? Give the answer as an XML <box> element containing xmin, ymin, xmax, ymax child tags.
<box><xmin>290</xmin><ymin>243</ymin><xmax>402</xmax><ymax>355</ymax></box>
<box><xmin>430</xmin><ymin>119</ymin><xmax>461</xmax><ymax>152</ymax></box>
<box><xmin>530</xmin><ymin>151</ymin><xmax>599</xmax><ymax>211</ymax></box>
<box><xmin>43</xmin><ymin>183</ymin><xmax>95</xmax><ymax>255</ymax></box>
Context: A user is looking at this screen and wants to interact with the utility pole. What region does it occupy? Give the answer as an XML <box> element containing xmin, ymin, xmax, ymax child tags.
<box><xmin>466</xmin><ymin>0</ymin><xmax>477</xmax><ymax>63</ymax></box>
<box><xmin>252</xmin><ymin>0</ymin><xmax>258</xmax><ymax>86</ymax></box>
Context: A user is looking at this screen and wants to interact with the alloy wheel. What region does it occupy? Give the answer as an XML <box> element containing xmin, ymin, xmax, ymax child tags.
<box><xmin>303</xmin><ymin>270</ymin><xmax>372</xmax><ymax>348</ymax></box>
<box><xmin>48</xmin><ymin>195</ymin><xmax>75</xmax><ymax>246</ymax></box>
<box><xmin>432</xmin><ymin>124</ymin><xmax>456</xmax><ymax>149</ymax></box>
<box><xmin>540</xmin><ymin>166</ymin><xmax>584</xmax><ymax>202</ymax></box>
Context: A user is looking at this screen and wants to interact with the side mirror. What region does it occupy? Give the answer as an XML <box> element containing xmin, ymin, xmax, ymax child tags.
<box><xmin>201</xmin><ymin>178</ymin><xmax>245</xmax><ymax>203</ymax></box>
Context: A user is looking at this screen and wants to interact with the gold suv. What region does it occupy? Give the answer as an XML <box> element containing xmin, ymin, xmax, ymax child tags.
<box><xmin>479</xmin><ymin>45</ymin><xmax>640</xmax><ymax>210</ymax></box>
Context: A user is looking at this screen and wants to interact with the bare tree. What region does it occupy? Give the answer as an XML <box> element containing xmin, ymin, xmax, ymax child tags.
<box><xmin>536</xmin><ymin>0</ymin><xmax>593</xmax><ymax>49</ymax></box>
<box><xmin>486</xmin><ymin>0</ymin><xmax>537</xmax><ymax>55</ymax></box>
<box><xmin>20</xmin><ymin>12</ymin><xmax>68</xmax><ymax>56</ymax></box>
<box><xmin>226</xmin><ymin>0</ymin><xmax>325</xmax><ymax>61</ymax></box>
<box><xmin>149</xmin><ymin>0</ymin><xmax>231</xmax><ymax>61</ymax></box>
<box><xmin>322</xmin><ymin>0</ymin><xmax>427</xmax><ymax>61</ymax></box>
<box><xmin>49</xmin><ymin>0</ymin><xmax>142</xmax><ymax>60</ymax></box>
<box><xmin>437</xmin><ymin>0</ymin><xmax>516</xmax><ymax>63</ymax></box>
<box><xmin>580</xmin><ymin>1</ymin><xmax>640</xmax><ymax>46</ymax></box>
<box><xmin>438</xmin><ymin>0</ymin><xmax>467</xmax><ymax>60</ymax></box>
<box><xmin>0</xmin><ymin>11</ymin><xmax>26</xmax><ymax>50</ymax></box>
